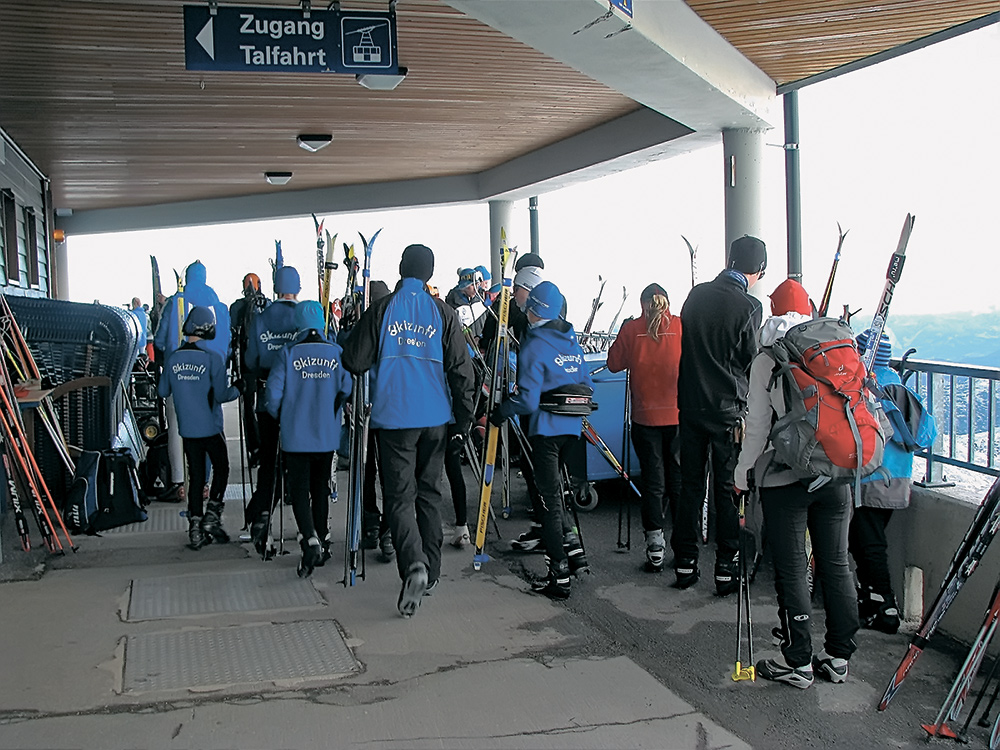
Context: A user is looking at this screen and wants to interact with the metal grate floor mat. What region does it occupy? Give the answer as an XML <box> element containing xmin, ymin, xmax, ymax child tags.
<box><xmin>123</xmin><ymin>619</ymin><xmax>359</xmax><ymax>693</ymax></box>
<box><xmin>128</xmin><ymin>568</ymin><xmax>323</xmax><ymax>621</ymax></box>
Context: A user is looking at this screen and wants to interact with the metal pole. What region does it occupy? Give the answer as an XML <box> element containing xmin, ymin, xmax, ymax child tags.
<box><xmin>528</xmin><ymin>196</ymin><xmax>540</xmax><ymax>256</ymax></box>
<box><xmin>784</xmin><ymin>91</ymin><xmax>802</xmax><ymax>282</ymax></box>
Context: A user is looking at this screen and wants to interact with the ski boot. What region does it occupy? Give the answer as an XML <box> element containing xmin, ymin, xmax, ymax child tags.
<box><xmin>673</xmin><ymin>558</ymin><xmax>699</xmax><ymax>589</ymax></box>
<box><xmin>398</xmin><ymin>562</ymin><xmax>428</xmax><ymax>618</ymax></box>
<box><xmin>188</xmin><ymin>516</ymin><xmax>210</xmax><ymax>550</ymax></box>
<box><xmin>715</xmin><ymin>552</ymin><xmax>739</xmax><ymax>597</ymax></box>
<box><xmin>157</xmin><ymin>482</ymin><xmax>185</xmax><ymax>503</ymax></box>
<box><xmin>511</xmin><ymin>523</ymin><xmax>544</xmax><ymax>552</ymax></box>
<box><xmin>297</xmin><ymin>535</ymin><xmax>322</xmax><ymax>578</ymax></box>
<box><xmin>644</xmin><ymin>529</ymin><xmax>666</xmax><ymax>572</ymax></box>
<box><xmin>361</xmin><ymin>512</ymin><xmax>381</xmax><ymax>550</ymax></box>
<box><xmin>858</xmin><ymin>586</ymin><xmax>901</xmax><ymax>634</ymax></box>
<box><xmin>378</xmin><ymin>529</ymin><xmax>396</xmax><ymax>563</ymax></box>
<box><xmin>531</xmin><ymin>557</ymin><xmax>571</xmax><ymax>600</ymax></box>
<box><xmin>201</xmin><ymin>500</ymin><xmax>230</xmax><ymax>543</ymax></box>
<box><xmin>250</xmin><ymin>511</ymin><xmax>270</xmax><ymax>556</ymax></box>
<box><xmin>563</xmin><ymin>531</ymin><xmax>590</xmax><ymax>576</ymax></box>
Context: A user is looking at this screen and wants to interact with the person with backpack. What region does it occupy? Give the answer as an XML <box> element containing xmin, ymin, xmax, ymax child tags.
<box><xmin>606</xmin><ymin>282</ymin><xmax>682</xmax><ymax>572</ymax></box>
<box><xmin>157</xmin><ymin>306</ymin><xmax>239</xmax><ymax>549</ymax></box>
<box><xmin>733</xmin><ymin>278</ymin><xmax>860</xmax><ymax>689</ymax></box>
<box><xmin>342</xmin><ymin>244</ymin><xmax>475</xmax><ymax>618</ymax></box>
<box><xmin>490</xmin><ymin>281</ymin><xmax>594</xmax><ymax>600</ymax></box>
<box><xmin>244</xmin><ymin>265</ymin><xmax>301</xmax><ymax>551</ymax></box>
<box><xmin>850</xmin><ymin>329</ymin><xmax>936</xmax><ymax>635</ymax></box>
<box><xmin>265</xmin><ymin>301</ymin><xmax>352</xmax><ymax>577</ymax></box>
<box><xmin>673</xmin><ymin>235</ymin><xmax>766</xmax><ymax>594</ymax></box>
<box><xmin>229</xmin><ymin>272</ymin><xmax>269</xmax><ymax>468</ymax></box>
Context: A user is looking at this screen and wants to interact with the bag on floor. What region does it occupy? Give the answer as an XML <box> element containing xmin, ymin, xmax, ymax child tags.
<box><xmin>766</xmin><ymin>317</ymin><xmax>888</xmax><ymax>494</ymax></box>
<box><xmin>90</xmin><ymin>448</ymin><xmax>147</xmax><ymax>532</ymax></box>
<box><xmin>65</xmin><ymin>450</ymin><xmax>100</xmax><ymax>534</ymax></box>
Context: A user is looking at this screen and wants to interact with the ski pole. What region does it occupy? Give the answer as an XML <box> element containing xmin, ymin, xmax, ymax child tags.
<box><xmin>818</xmin><ymin>223</ymin><xmax>848</xmax><ymax>317</ymax></box>
<box><xmin>981</xmin><ymin>665</ymin><xmax>1000</xmax><ymax>728</ymax></box>
<box><xmin>957</xmin><ymin>652</ymin><xmax>1000</xmax><ymax>739</ymax></box>
<box><xmin>731</xmin><ymin>490</ymin><xmax>755</xmax><ymax>682</ymax></box>
<box><xmin>617</xmin><ymin>370</ymin><xmax>632</xmax><ymax>551</ymax></box>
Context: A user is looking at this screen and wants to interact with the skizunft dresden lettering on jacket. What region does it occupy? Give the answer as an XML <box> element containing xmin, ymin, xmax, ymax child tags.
<box><xmin>158</xmin><ymin>341</ymin><xmax>239</xmax><ymax>438</ymax></box>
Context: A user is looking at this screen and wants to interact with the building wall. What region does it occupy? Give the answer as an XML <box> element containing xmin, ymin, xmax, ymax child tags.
<box><xmin>0</xmin><ymin>138</ymin><xmax>50</xmax><ymax>296</ymax></box>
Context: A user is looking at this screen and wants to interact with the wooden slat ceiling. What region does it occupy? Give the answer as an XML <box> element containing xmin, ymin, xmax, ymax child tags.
<box><xmin>0</xmin><ymin>0</ymin><xmax>994</xmax><ymax>214</ymax></box>
<box><xmin>685</xmin><ymin>0</ymin><xmax>998</xmax><ymax>86</ymax></box>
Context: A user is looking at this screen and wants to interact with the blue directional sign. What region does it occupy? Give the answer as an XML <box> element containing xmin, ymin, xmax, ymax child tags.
<box><xmin>183</xmin><ymin>5</ymin><xmax>398</xmax><ymax>75</ymax></box>
<box><xmin>609</xmin><ymin>0</ymin><xmax>633</xmax><ymax>19</ymax></box>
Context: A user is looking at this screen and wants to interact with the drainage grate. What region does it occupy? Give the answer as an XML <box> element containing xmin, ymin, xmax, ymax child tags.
<box><xmin>123</xmin><ymin>620</ymin><xmax>359</xmax><ymax>693</ymax></box>
<box><xmin>103</xmin><ymin>506</ymin><xmax>186</xmax><ymax>534</ymax></box>
<box><xmin>223</xmin><ymin>484</ymin><xmax>253</xmax><ymax>501</ymax></box>
<box><xmin>128</xmin><ymin>568</ymin><xmax>323</xmax><ymax>621</ymax></box>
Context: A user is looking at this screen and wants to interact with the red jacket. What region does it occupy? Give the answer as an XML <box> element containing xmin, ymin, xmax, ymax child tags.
<box><xmin>606</xmin><ymin>314</ymin><xmax>681</xmax><ymax>426</ymax></box>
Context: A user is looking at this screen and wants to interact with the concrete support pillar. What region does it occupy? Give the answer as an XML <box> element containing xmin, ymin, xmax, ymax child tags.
<box><xmin>528</xmin><ymin>196</ymin><xmax>540</xmax><ymax>257</ymax></box>
<box><xmin>722</xmin><ymin>128</ymin><xmax>765</xmax><ymax>267</ymax></box>
<box><xmin>53</xmin><ymin>238</ymin><xmax>70</xmax><ymax>300</ymax></box>
<box><xmin>488</xmin><ymin>199</ymin><xmax>513</xmax><ymax>281</ymax></box>
<box><xmin>783</xmin><ymin>91</ymin><xmax>803</xmax><ymax>282</ymax></box>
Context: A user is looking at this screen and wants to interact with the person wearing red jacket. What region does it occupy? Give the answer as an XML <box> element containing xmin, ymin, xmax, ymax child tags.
<box><xmin>607</xmin><ymin>283</ymin><xmax>682</xmax><ymax>572</ymax></box>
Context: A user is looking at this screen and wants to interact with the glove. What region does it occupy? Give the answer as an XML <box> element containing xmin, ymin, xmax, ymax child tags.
<box><xmin>449</xmin><ymin>431</ymin><xmax>466</xmax><ymax>448</ymax></box>
<box><xmin>488</xmin><ymin>408</ymin><xmax>508</xmax><ymax>428</ymax></box>
<box><xmin>232</xmin><ymin>378</ymin><xmax>244</xmax><ymax>393</ymax></box>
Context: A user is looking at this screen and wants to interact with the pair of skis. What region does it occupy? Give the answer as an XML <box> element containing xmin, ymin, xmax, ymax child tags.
<box><xmin>312</xmin><ymin>214</ymin><xmax>339</xmax><ymax>337</ymax></box>
<box><xmin>473</xmin><ymin>232</ymin><xmax>516</xmax><ymax>570</ymax></box>
<box><xmin>344</xmin><ymin>229</ymin><xmax>380</xmax><ymax>586</ymax></box>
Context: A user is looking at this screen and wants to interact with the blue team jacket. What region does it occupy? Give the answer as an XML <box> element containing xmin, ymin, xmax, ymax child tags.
<box><xmin>153</xmin><ymin>262</ymin><xmax>231</xmax><ymax>363</ymax></box>
<box><xmin>246</xmin><ymin>300</ymin><xmax>298</xmax><ymax>375</ymax></box>
<box><xmin>265</xmin><ymin>333</ymin><xmax>352</xmax><ymax>453</ymax></box>
<box><xmin>371</xmin><ymin>277</ymin><xmax>452</xmax><ymax>430</ymax></box>
<box><xmin>158</xmin><ymin>341</ymin><xmax>239</xmax><ymax>438</ymax></box>
<box><xmin>497</xmin><ymin>320</ymin><xmax>594</xmax><ymax>437</ymax></box>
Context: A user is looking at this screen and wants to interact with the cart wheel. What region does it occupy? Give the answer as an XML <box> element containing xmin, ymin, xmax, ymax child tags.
<box><xmin>141</xmin><ymin>418</ymin><xmax>161</xmax><ymax>443</ymax></box>
<box><xmin>574</xmin><ymin>484</ymin><xmax>599</xmax><ymax>512</ymax></box>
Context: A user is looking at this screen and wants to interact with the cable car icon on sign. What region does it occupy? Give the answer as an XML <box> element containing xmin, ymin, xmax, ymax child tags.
<box><xmin>347</xmin><ymin>24</ymin><xmax>382</xmax><ymax>64</ymax></box>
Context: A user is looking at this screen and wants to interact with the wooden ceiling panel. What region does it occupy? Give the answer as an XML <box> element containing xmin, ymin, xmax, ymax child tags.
<box><xmin>684</xmin><ymin>0</ymin><xmax>997</xmax><ymax>85</ymax></box>
<box><xmin>0</xmin><ymin>0</ymin><xmax>993</xmax><ymax>214</ymax></box>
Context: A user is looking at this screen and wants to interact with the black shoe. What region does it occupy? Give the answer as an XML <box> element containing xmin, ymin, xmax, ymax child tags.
<box><xmin>715</xmin><ymin>554</ymin><xmax>739</xmax><ymax>597</ymax></box>
<box><xmin>157</xmin><ymin>482</ymin><xmax>185</xmax><ymax>503</ymax></box>
<box><xmin>297</xmin><ymin>536</ymin><xmax>322</xmax><ymax>578</ymax></box>
<box><xmin>398</xmin><ymin>562</ymin><xmax>428</xmax><ymax>618</ymax></box>
<box><xmin>362</xmin><ymin>512</ymin><xmax>381</xmax><ymax>550</ymax></box>
<box><xmin>511</xmin><ymin>523</ymin><xmax>545</xmax><ymax>552</ymax></box>
<box><xmin>378</xmin><ymin>530</ymin><xmax>395</xmax><ymax>563</ymax></box>
<box><xmin>247</xmin><ymin>450</ymin><xmax>260</xmax><ymax>469</ymax></box>
<box><xmin>315</xmin><ymin>535</ymin><xmax>332</xmax><ymax>567</ymax></box>
<box><xmin>531</xmin><ymin>558</ymin><xmax>571</xmax><ymax>600</ymax></box>
<box><xmin>859</xmin><ymin>586</ymin><xmax>900</xmax><ymax>634</ymax></box>
<box><xmin>563</xmin><ymin>532</ymin><xmax>590</xmax><ymax>576</ymax></box>
<box><xmin>756</xmin><ymin>658</ymin><xmax>814</xmax><ymax>689</ymax></box>
<box><xmin>673</xmin><ymin>559</ymin><xmax>699</xmax><ymax>589</ymax></box>
<box><xmin>250</xmin><ymin>512</ymin><xmax>270</xmax><ymax>556</ymax></box>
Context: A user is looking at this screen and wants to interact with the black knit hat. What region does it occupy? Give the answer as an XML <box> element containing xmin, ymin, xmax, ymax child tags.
<box><xmin>399</xmin><ymin>244</ymin><xmax>435</xmax><ymax>282</ymax></box>
<box><xmin>728</xmin><ymin>235</ymin><xmax>767</xmax><ymax>275</ymax></box>
<box><xmin>514</xmin><ymin>252</ymin><xmax>544</xmax><ymax>272</ymax></box>
<box><xmin>369</xmin><ymin>280</ymin><xmax>391</xmax><ymax>303</ymax></box>
<box><xmin>640</xmin><ymin>283</ymin><xmax>668</xmax><ymax>304</ymax></box>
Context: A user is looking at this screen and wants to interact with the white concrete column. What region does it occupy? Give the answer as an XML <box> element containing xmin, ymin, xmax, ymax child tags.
<box><xmin>722</xmin><ymin>128</ymin><xmax>765</xmax><ymax>266</ymax></box>
<box><xmin>488</xmin><ymin>199</ymin><xmax>513</xmax><ymax>281</ymax></box>
<box><xmin>53</xmin><ymin>238</ymin><xmax>70</xmax><ymax>300</ymax></box>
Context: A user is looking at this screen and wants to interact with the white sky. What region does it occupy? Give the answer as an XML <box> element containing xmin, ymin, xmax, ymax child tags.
<box><xmin>67</xmin><ymin>23</ymin><xmax>999</xmax><ymax>328</ymax></box>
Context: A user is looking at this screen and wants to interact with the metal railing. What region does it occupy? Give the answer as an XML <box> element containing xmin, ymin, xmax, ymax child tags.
<box><xmin>895</xmin><ymin>357</ymin><xmax>1000</xmax><ymax>482</ymax></box>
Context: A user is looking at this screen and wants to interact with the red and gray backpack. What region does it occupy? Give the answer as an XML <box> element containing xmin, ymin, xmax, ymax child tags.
<box><xmin>765</xmin><ymin>317</ymin><xmax>888</xmax><ymax>497</ymax></box>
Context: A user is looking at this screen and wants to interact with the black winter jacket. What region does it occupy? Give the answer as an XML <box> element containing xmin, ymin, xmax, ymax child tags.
<box><xmin>677</xmin><ymin>270</ymin><xmax>762</xmax><ymax>427</ymax></box>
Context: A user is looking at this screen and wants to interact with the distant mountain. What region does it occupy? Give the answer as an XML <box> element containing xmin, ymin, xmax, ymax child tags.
<box><xmin>887</xmin><ymin>312</ymin><xmax>1000</xmax><ymax>368</ymax></box>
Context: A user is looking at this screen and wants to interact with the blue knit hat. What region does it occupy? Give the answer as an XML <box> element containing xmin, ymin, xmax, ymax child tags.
<box><xmin>475</xmin><ymin>265</ymin><xmax>491</xmax><ymax>282</ymax></box>
<box><xmin>295</xmin><ymin>300</ymin><xmax>325</xmax><ymax>332</ymax></box>
<box><xmin>458</xmin><ymin>268</ymin><xmax>477</xmax><ymax>288</ymax></box>
<box><xmin>275</xmin><ymin>266</ymin><xmax>301</xmax><ymax>295</ymax></box>
<box><xmin>857</xmin><ymin>328</ymin><xmax>893</xmax><ymax>367</ymax></box>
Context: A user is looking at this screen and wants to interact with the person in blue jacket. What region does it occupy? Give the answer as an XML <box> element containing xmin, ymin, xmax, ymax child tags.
<box><xmin>266</xmin><ymin>301</ymin><xmax>352</xmax><ymax>578</ymax></box>
<box><xmin>342</xmin><ymin>244</ymin><xmax>475</xmax><ymax>619</ymax></box>
<box><xmin>850</xmin><ymin>329</ymin><xmax>935</xmax><ymax>635</ymax></box>
<box><xmin>153</xmin><ymin>261</ymin><xmax>232</xmax><ymax>502</ymax></box>
<box><xmin>244</xmin><ymin>265</ymin><xmax>301</xmax><ymax>550</ymax></box>
<box><xmin>490</xmin><ymin>281</ymin><xmax>594</xmax><ymax>600</ymax></box>
<box><xmin>158</xmin><ymin>306</ymin><xmax>239</xmax><ymax>549</ymax></box>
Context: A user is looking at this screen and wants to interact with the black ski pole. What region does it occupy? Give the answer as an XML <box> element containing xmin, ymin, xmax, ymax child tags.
<box><xmin>818</xmin><ymin>223</ymin><xmax>848</xmax><ymax>317</ymax></box>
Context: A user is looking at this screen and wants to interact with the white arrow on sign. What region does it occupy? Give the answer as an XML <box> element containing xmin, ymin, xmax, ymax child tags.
<box><xmin>196</xmin><ymin>18</ymin><xmax>215</xmax><ymax>60</ymax></box>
